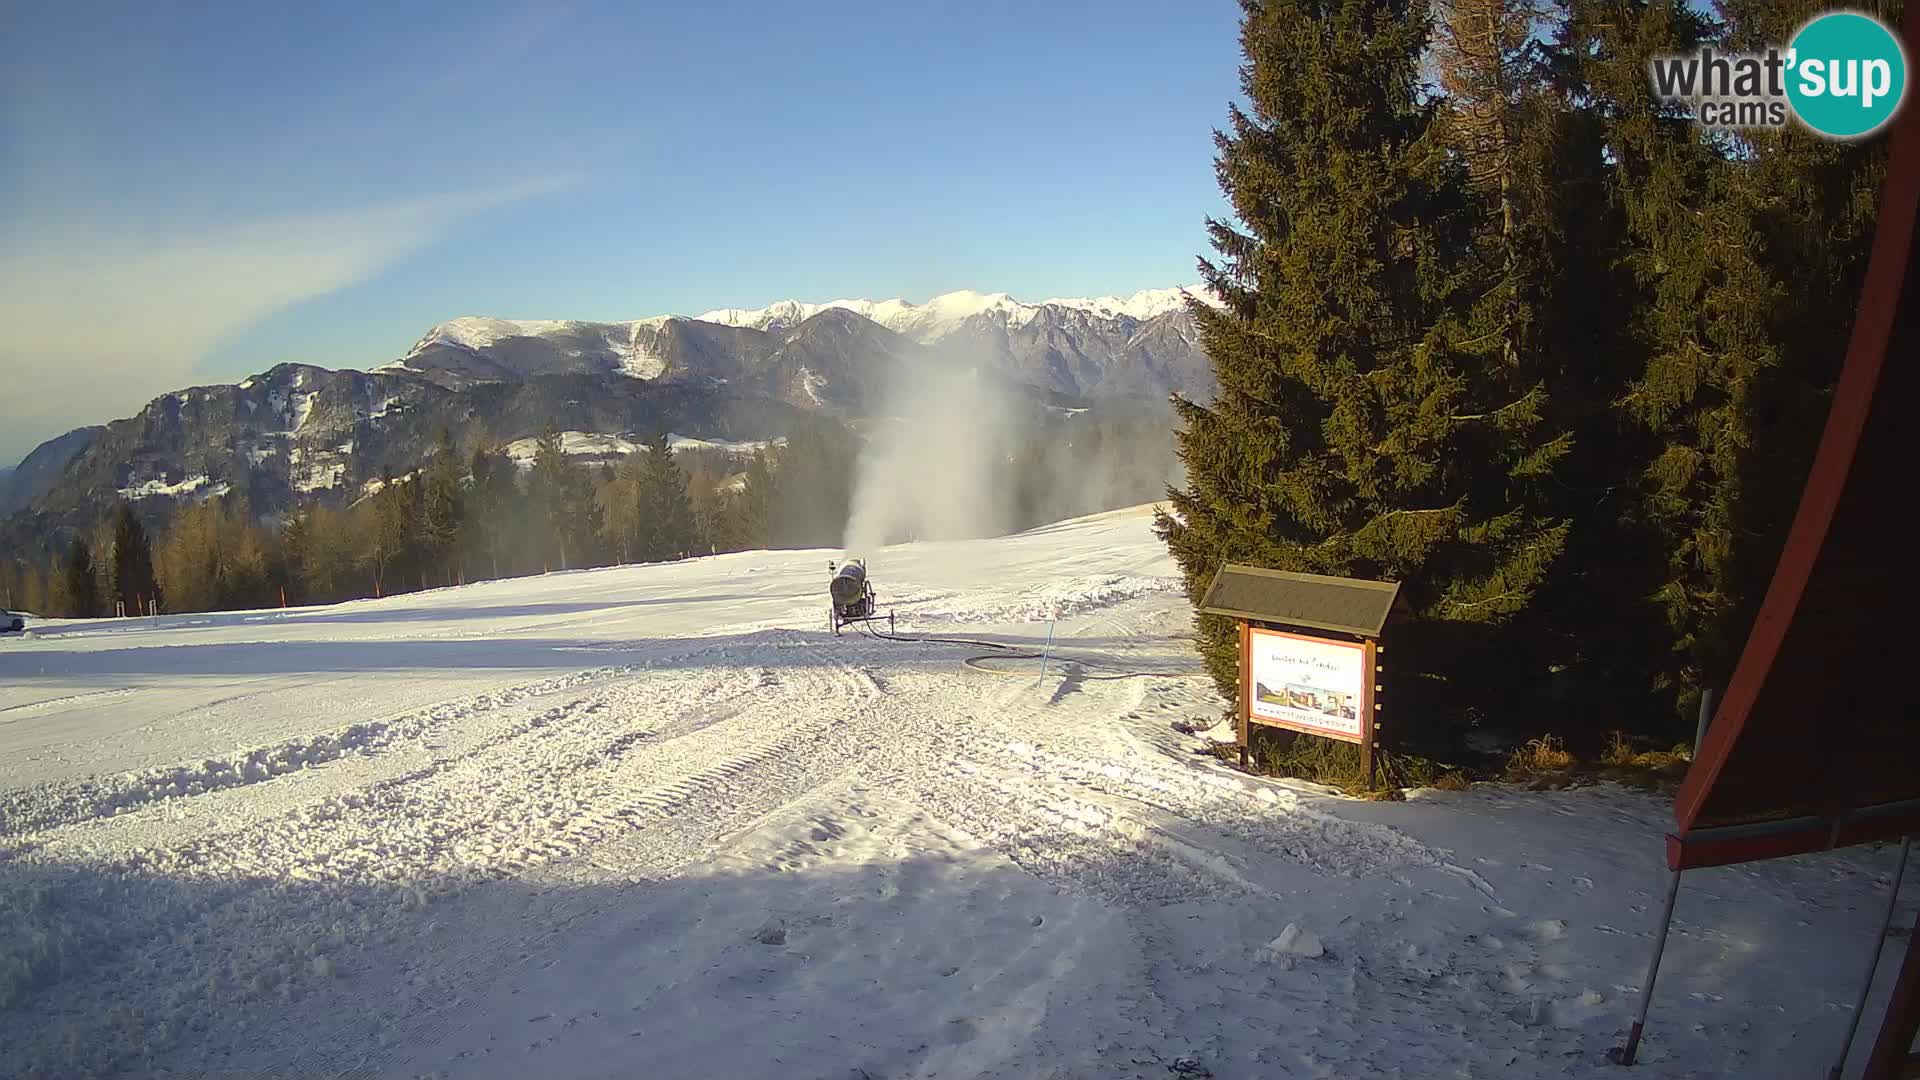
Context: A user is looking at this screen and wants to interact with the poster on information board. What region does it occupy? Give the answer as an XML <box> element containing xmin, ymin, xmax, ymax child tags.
<box><xmin>1245</xmin><ymin>626</ymin><xmax>1370</xmax><ymax>743</ymax></box>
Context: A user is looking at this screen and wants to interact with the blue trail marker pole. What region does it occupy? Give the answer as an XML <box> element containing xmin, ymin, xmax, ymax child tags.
<box><xmin>1037</xmin><ymin>617</ymin><xmax>1056</xmax><ymax>687</ymax></box>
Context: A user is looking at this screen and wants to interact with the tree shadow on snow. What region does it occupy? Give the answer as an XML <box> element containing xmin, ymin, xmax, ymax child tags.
<box><xmin>15</xmin><ymin>596</ymin><xmax>768</xmax><ymax>639</ymax></box>
<box><xmin>0</xmin><ymin>811</ymin><xmax>1898</xmax><ymax>1080</ymax></box>
<box><xmin>0</xmin><ymin>838</ymin><xmax>1146</xmax><ymax>1079</ymax></box>
<box><xmin>0</xmin><ymin>630</ymin><xmax>1204</xmax><ymax>682</ymax></box>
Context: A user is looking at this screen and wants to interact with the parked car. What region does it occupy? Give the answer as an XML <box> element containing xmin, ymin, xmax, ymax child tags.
<box><xmin>1</xmin><ymin>610</ymin><xmax>25</xmax><ymax>634</ymax></box>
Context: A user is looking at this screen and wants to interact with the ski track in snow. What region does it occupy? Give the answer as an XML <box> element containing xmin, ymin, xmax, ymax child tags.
<box><xmin>0</xmin><ymin>506</ymin><xmax>1911</xmax><ymax>1078</ymax></box>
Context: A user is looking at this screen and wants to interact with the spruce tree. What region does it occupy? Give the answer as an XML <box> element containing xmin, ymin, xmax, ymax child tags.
<box><xmin>769</xmin><ymin>416</ymin><xmax>859</xmax><ymax>547</ymax></box>
<box><xmin>107</xmin><ymin>501</ymin><xmax>157</xmax><ymax>615</ymax></box>
<box><xmin>0</xmin><ymin>557</ymin><xmax>24</xmax><ymax>612</ymax></box>
<box><xmin>1564</xmin><ymin>0</ymin><xmax>1736</xmax><ymax>716</ymax></box>
<box><xmin>598</xmin><ymin>455</ymin><xmax>646</xmax><ymax>563</ymax></box>
<box><xmin>24</xmin><ymin>558</ymin><xmax>52</xmax><ymax>617</ymax></box>
<box><xmin>362</xmin><ymin>471</ymin><xmax>416</xmax><ymax>596</ymax></box>
<box><xmin>731</xmin><ymin>450</ymin><xmax>776</xmax><ymax>550</ymax></box>
<box><xmin>61</xmin><ymin>539</ymin><xmax>99</xmax><ymax>618</ymax></box>
<box><xmin>1684</xmin><ymin>0</ymin><xmax>1889</xmax><ymax>698</ymax></box>
<box><xmin>467</xmin><ymin>444</ymin><xmax>516</xmax><ymax>579</ymax></box>
<box><xmin>531</xmin><ymin>424</ymin><xmax>592</xmax><ymax>571</ymax></box>
<box><xmin>1558</xmin><ymin>0</ymin><xmax>1881</xmax><ymax>719</ymax></box>
<box><xmin>421</xmin><ymin>428</ymin><xmax>466</xmax><ymax>586</ymax></box>
<box><xmin>686</xmin><ymin>465</ymin><xmax>731</xmax><ymax>556</ymax></box>
<box><xmin>1429</xmin><ymin>0</ymin><xmax>1679</xmax><ymax>728</ymax></box>
<box><xmin>286</xmin><ymin>506</ymin><xmax>352</xmax><ymax>603</ymax></box>
<box><xmin>637</xmin><ymin>432</ymin><xmax>694</xmax><ymax>561</ymax></box>
<box><xmin>1158</xmin><ymin>0</ymin><xmax>1571</xmax><ymax>710</ymax></box>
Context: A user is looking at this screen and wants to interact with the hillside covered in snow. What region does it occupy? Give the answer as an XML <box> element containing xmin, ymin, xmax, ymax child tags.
<box><xmin>1</xmin><ymin>506</ymin><xmax>1907</xmax><ymax>1078</ymax></box>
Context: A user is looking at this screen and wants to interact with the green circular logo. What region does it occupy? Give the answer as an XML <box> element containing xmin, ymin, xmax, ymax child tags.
<box><xmin>1786</xmin><ymin>11</ymin><xmax>1908</xmax><ymax>139</ymax></box>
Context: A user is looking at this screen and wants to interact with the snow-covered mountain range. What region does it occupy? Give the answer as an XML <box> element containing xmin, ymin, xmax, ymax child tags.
<box><xmin>2</xmin><ymin>285</ymin><xmax>1216</xmax><ymax>553</ymax></box>
<box><xmin>385</xmin><ymin>285</ymin><xmax>1217</xmax><ymax>404</ymax></box>
<box><xmin>694</xmin><ymin>285</ymin><xmax>1211</xmax><ymax>336</ymax></box>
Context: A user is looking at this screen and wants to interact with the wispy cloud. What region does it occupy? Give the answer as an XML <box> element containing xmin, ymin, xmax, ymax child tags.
<box><xmin>0</xmin><ymin>177</ymin><xmax>573</xmax><ymax>464</ymax></box>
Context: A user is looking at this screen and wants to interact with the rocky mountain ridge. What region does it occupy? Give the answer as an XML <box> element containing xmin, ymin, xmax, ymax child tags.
<box><xmin>2</xmin><ymin>286</ymin><xmax>1213</xmax><ymax>555</ymax></box>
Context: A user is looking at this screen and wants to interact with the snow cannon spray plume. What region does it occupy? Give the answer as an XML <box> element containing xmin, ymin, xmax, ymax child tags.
<box><xmin>840</xmin><ymin>341</ymin><xmax>1186</xmax><ymax>560</ymax></box>
<box><xmin>842</xmin><ymin>364</ymin><xmax>1020</xmax><ymax>555</ymax></box>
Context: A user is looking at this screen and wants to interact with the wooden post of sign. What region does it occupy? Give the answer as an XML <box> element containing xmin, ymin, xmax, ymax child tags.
<box><xmin>1361</xmin><ymin>638</ymin><xmax>1378</xmax><ymax>791</ymax></box>
<box><xmin>1238</xmin><ymin>620</ymin><xmax>1252</xmax><ymax>771</ymax></box>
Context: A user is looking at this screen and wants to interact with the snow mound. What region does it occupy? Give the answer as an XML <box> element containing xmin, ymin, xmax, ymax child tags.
<box><xmin>1265</xmin><ymin>923</ymin><xmax>1325</xmax><ymax>959</ymax></box>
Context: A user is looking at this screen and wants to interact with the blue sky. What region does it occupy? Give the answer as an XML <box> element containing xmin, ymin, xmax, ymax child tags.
<box><xmin>0</xmin><ymin>0</ymin><xmax>1242</xmax><ymax>464</ymax></box>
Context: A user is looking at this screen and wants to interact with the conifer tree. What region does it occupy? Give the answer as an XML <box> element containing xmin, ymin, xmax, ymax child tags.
<box><xmin>1</xmin><ymin>556</ymin><xmax>56</xmax><ymax>616</ymax></box>
<box><xmin>107</xmin><ymin>501</ymin><xmax>158</xmax><ymax>615</ymax></box>
<box><xmin>61</xmin><ymin>538</ymin><xmax>99</xmax><ymax>618</ymax></box>
<box><xmin>1158</xmin><ymin>0</ymin><xmax>1572</xmax><ymax>705</ymax></box>
<box><xmin>1556</xmin><ymin>0</ymin><xmax>1879</xmax><ymax>717</ymax></box>
<box><xmin>286</xmin><ymin>505</ymin><xmax>354</xmax><ymax>603</ymax></box>
<box><xmin>637</xmin><ymin>432</ymin><xmax>694</xmax><ymax>561</ymax></box>
<box><xmin>467</xmin><ymin>443</ymin><xmax>516</xmax><ymax>579</ymax></box>
<box><xmin>530</xmin><ymin>424</ymin><xmax>592</xmax><ymax>571</ymax></box>
<box><xmin>0</xmin><ymin>557</ymin><xmax>27</xmax><ymax>612</ymax></box>
<box><xmin>769</xmin><ymin>417</ymin><xmax>859</xmax><ymax>548</ymax></box>
<box><xmin>362</xmin><ymin>472</ymin><xmax>416</xmax><ymax>596</ymax></box>
<box><xmin>149</xmin><ymin>496</ymin><xmax>275</xmax><ymax>612</ymax></box>
<box><xmin>421</xmin><ymin>428</ymin><xmax>466</xmax><ymax>586</ymax></box>
<box><xmin>1672</xmin><ymin>0</ymin><xmax>1888</xmax><ymax>698</ymax></box>
<box><xmin>598</xmin><ymin>455</ymin><xmax>646</xmax><ymax>563</ymax></box>
<box><xmin>1566</xmin><ymin>0</ymin><xmax>1736</xmax><ymax>712</ymax></box>
<box><xmin>1431</xmin><ymin>0</ymin><xmax>1677</xmax><ymax>725</ymax></box>
<box><xmin>23</xmin><ymin>558</ymin><xmax>51</xmax><ymax>616</ymax></box>
<box><xmin>686</xmin><ymin>464</ymin><xmax>731</xmax><ymax>556</ymax></box>
<box><xmin>731</xmin><ymin>449</ymin><xmax>776</xmax><ymax>550</ymax></box>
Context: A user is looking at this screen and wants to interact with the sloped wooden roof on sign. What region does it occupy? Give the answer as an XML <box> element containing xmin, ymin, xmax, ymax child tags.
<box><xmin>1197</xmin><ymin>564</ymin><xmax>1401</xmax><ymax>638</ymax></box>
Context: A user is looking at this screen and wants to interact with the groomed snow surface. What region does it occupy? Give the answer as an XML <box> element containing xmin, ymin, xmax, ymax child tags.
<box><xmin>1</xmin><ymin>506</ymin><xmax>1911</xmax><ymax>1078</ymax></box>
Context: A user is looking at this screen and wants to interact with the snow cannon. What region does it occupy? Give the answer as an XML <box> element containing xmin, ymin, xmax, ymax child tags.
<box><xmin>830</xmin><ymin>561</ymin><xmax>867</xmax><ymax>609</ymax></box>
<box><xmin>827</xmin><ymin>559</ymin><xmax>891</xmax><ymax>635</ymax></box>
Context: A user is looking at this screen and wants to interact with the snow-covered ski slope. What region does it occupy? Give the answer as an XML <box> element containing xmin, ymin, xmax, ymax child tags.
<box><xmin>1</xmin><ymin>505</ymin><xmax>1910</xmax><ymax>1078</ymax></box>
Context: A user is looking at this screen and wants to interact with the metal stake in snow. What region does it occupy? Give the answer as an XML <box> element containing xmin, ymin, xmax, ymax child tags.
<box><xmin>1036</xmin><ymin>612</ymin><xmax>1057</xmax><ymax>687</ymax></box>
<box><xmin>1826</xmin><ymin>835</ymin><xmax>1912</xmax><ymax>1080</ymax></box>
<box><xmin>1611</xmin><ymin>869</ymin><xmax>1683</xmax><ymax>1066</ymax></box>
<box><xmin>1613</xmin><ymin>686</ymin><xmax>1718</xmax><ymax>1066</ymax></box>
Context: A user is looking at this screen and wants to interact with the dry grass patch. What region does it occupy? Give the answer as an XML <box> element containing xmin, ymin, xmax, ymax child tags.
<box><xmin>1506</xmin><ymin>735</ymin><xmax>1575</xmax><ymax>777</ymax></box>
<box><xmin>1601</xmin><ymin>730</ymin><xmax>1693</xmax><ymax>769</ymax></box>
